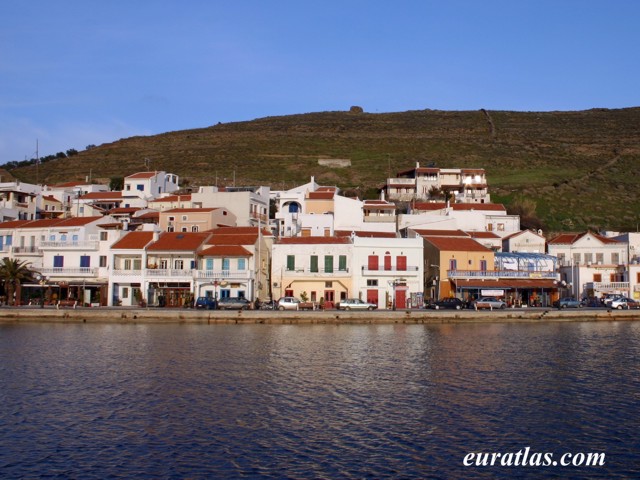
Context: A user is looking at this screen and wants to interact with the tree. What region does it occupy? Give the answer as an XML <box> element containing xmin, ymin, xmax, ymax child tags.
<box><xmin>109</xmin><ymin>176</ymin><xmax>124</xmax><ymax>191</ymax></box>
<box><xmin>0</xmin><ymin>258</ymin><xmax>35</xmax><ymax>306</ymax></box>
<box><xmin>508</xmin><ymin>196</ymin><xmax>544</xmax><ymax>231</ymax></box>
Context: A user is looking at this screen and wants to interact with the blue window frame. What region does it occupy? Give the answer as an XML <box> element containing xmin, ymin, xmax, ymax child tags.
<box><xmin>54</xmin><ymin>255</ymin><xmax>64</xmax><ymax>268</ymax></box>
<box><xmin>206</xmin><ymin>258</ymin><xmax>213</xmax><ymax>270</ymax></box>
<box><xmin>80</xmin><ymin>256</ymin><xmax>90</xmax><ymax>268</ymax></box>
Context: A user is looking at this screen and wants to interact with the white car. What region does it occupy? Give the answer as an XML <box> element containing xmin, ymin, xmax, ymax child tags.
<box><xmin>277</xmin><ymin>296</ymin><xmax>301</xmax><ymax>310</ymax></box>
<box><xmin>472</xmin><ymin>297</ymin><xmax>507</xmax><ymax>310</ymax></box>
<box><xmin>337</xmin><ymin>298</ymin><xmax>378</xmax><ymax>311</ymax></box>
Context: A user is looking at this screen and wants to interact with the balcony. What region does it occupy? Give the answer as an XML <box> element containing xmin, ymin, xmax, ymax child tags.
<box><xmin>40</xmin><ymin>240</ymin><xmax>99</xmax><ymax>250</ymax></box>
<box><xmin>284</xmin><ymin>267</ymin><xmax>350</xmax><ymax>276</ymax></box>
<box><xmin>11</xmin><ymin>246</ymin><xmax>42</xmax><ymax>256</ymax></box>
<box><xmin>361</xmin><ymin>266</ymin><xmax>419</xmax><ymax>276</ymax></box>
<box><xmin>145</xmin><ymin>268</ymin><xmax>193</xmax><ymax>279</ymax></box>
<box><xmin>195</xmin><ymin>269</ymin><xmax>252</xmax><ymax>280</ymax></box>
<box><xmin>585</xmin><ymin>282</ymin><xmax>629</xmax><ymax>292</ymax></box>
<box><xmin>447</xmin><ymin>269</ymin><xmax>558</xmax><ymax>279</ymax></box>
<box><xmin>363</xmin><ymin>215</ymin><xmax>395</xmax><ymax>223</ymax></box>
<box><xmin>39</xmin><ymin>267</ymin><xmax>98</xmax><ymax>277</ymax></box>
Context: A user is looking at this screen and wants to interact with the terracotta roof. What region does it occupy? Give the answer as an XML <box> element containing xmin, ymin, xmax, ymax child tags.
<box><xmin>467</xmin><ymin>231</ymin><xmax>501</xmax><ymax>239</ymax></box>
<box><xmin>149</xmin><ymin>194</ymin><xmax>192</xmax><ymax>203</ymax></box>
<box><xmin>335</xmin><ymin>230</ymin><xmax>398</xmax><ymax>238</ymax></box>
<box><xmin>42</xmin><ymin>195</ymin><xmax>62</xmax><ymax>203</ymax></box>
<box><xmin>424</xmin><ymin>236</ymin><xmax>492</xmax><ymax>252</ymax></box>
<box><xmin>363</xmin><ymin>200</ymin><xmax>396</xmax><ymax>210</ymax></box>
<box><xmin>109</xmin><ymin>208</ymin><xmax>140</xmax><ymax>214</ymax></box>
<box><xmin>163</xmin><ymin>208</ymin><xmax>218</xmax><ymax>213</ymax></box>
<box><xmin>80</xmin><ymin>191</ymin><xmax>122</xmax><ymax>200</ymax></box>
<box><xmin>111</xmin><ymin>231</ymin><xmax>155</xmax><ymax>249</ymax></box>
<box><xmin>52</xmin><ymin>216</ymin><xmax>106</xmax><ymax>227</ymax></box>
<box><xmin>502</xmin><ymin>229</ymin><xmax>545</xmax><ymax>241</ymax></box>
<box><xmin>136</xmin><ymin>211</ymin><xmax>160</xmax><ymax>219</ymax></box>
<box><xmin>199</xmin><ymin>245</ymin><xmax>252</xmax><ymax>257</ymax></box>
<box><xmin>209</xmin><ymin>226</ymin><xmax>258</xmax><ymax>235</ymax></box>
<box><xmin>0</xmin><ymin>219</ymin><xmax>33</xmax><ymax>229</ymax></box>
<box><xmin>548</xmin><ymin>232</ymin><xmax>621</xmax><ymax>245</ymax></box>
<box><xmin>316</xmin><ymin>186</ymin><xmax>337</xmax><ymax>192</ymax></box>
<box><xmin>413</xmin><ymin>229</ymin><xmax>470</xmax><ymax>237</ymax></box>
<box><xmin>205</xmin><ymin>234</ymin><xmax>259</xmax><ymax>245</ymax></box>
<box><xmin>461</xmin><ymin>168</ymin><xmax>486</xmax><ymax>174</ymax></box>
<box><xmin>147</xmin><ymin>232</ymin><xmax>211</xmax><ymax>251</ymax></box>
<box><xmin>126</xmin><ymin>172</ymin><xmax>157</xmax><ymax>179</ymax></box>
<box><xmin>307</xmin><ymin>191</ymin><xmax>335</xmax><ymax>200</ymax></box>
<box><xmin>277</xmin><ymin>237</ymin><xmax>351</xmax><ymax>245</ymax></box>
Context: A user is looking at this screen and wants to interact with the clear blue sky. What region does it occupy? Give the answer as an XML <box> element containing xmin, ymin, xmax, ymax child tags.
<box><xmin>1</xmin><ymin>0</ymin><xmax>639</xmax><ymax>164</ymax></box>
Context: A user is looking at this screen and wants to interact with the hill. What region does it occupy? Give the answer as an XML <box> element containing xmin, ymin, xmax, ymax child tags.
<box><xmin>9</xmin><ymin>107</ymin><xmax>640</xmax><ymax>232</ymax></box>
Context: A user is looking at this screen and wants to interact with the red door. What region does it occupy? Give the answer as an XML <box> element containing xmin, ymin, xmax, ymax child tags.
<box><xmin>367</xmin><ymin>289</ymin><xmax>378</xmax><ymax>306</ymax></box>
<box><xmin>368</xmin><ymin>255</ymin><xmax>378</xmax><ymax>271</ymax></box>
<box><xmin>397</xmin><ymin>256</ymin><xmax>407</xmax><ymax>271</ymax></box>
<box><xmin>384</xmin><ymin>255</ymin><xmax>392</xmax><ymax>271</ymax></box>
<box><xmin>395</xmin><ymin>289</ymin><xmax>407</xmax><ymax>309</ymax></box>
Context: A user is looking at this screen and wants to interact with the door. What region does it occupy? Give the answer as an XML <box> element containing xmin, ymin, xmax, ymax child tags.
<box><xmin>395</xmin><ymin>289</ymin><xmax>407</xmax><ymax>309</ymax></box>
<box><xmin>367</xmin><ymin>289</ymin><xmax>379</xmax><ymax>306</ymax></box>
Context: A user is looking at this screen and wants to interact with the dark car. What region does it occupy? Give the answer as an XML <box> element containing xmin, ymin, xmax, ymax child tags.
<box><xmin>195</xmin><ymin>297</ymin><xmax>217</xmax><ymax>310</ymax></box>
<box><xmin>217</xmin><ymin>297</ymin><xmax>251</xmax><ymax>310</ymax></box>
<box><xmin>431</xmin><ymin>297</ymin><xmax>466</xmax><ymax>310</ymax></box>
<box><xmin>553</xmin><ymin>297</ymin><xmax>583</xmax><ymax>309</ymax></box>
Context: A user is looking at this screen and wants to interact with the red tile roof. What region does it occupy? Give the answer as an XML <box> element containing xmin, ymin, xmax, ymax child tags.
<box><xmin>111</xmin><ymin>231</ymin><xmax>156</xmax><ymax>249</ymax></box>
<box><xmin>0</xmin><ymin>220</ymin><xmax>33</xmax><ymax>229</ymax></box>
<box><xmin>147</xmin><ymin>232</ymin><xmax>211</xmax><ymax>251</ymax></box>
<box><xmin>126</xmin><ymin>172</ymin><xmax>157</xmax><ymax>179</ymax></box>
<box><xmin>163</xmin><ymin>208</ymin><xmax>218</xmax><ymax>213</ymax></box>
<box><xmin>548</xmin><ymin>232</ymin><xmax>621</xmax><ymax>245</ymax></box>
<box><xmin>502</xmin><ymin>229</ymin><xmax>545</xmax><ymax>241</ymax></box>
<box><xmin>42</xmin><ymin>195</ymin><xmax>62</xmax><ymax>203</ymax></box>
<box><xmin>17</xmin><ymin>219</ymin><xmax>65</xmax><ymax>228</ymax></box>
<box><xmin>199</xmin><ymin>245</ymin><xmax>252</xmax><ymax>257</ymax></box>
<box><xmin>53</xmin><ymin>216</ymin><xmax>106</xmax><ymax>227</ymax></box>
<box><xmin>307</xmin><ymin>191</ymin><xmax>335</xmax><ymax>200</ymax></box>
<box><xmin>277</xmin><ymin>237</ymin><xmax>351</xmax><ymax>245</ymax></box>
<box><xmin>136</xmin><ymin>211</ymin><xmax>160</xmax><ymax>219</ymax></box>
<box><xmin>149</xmin><ymin>194</ymin><xmax>192</xmax><ymax>203</ymax></box>
<box><xmin>316</xmin><ymin>186</ymin><xmax>338</xmax><ymax>192</ymax></box>
<box><xmin>80</xmin><ymin>191</ymin><xmax>122</xmax><ymax>200</ymax></box>
<box><xmin>205</xmin><ymin>234</ymin><xmax>259</xmax><ymax>245</ymax></box>
<box><xmin>109</xmin><ymin>208</ymin><xmax>140</xmax><ymax>214</ymax></box>
<box><xmin>467</xmin><ymin>231</ymin><xmax>501</xmax><ymax>239</ymax></box>
<box><xmin>424</xmin><ymin>236</ymin><xmax>492</xmax><ymax>252</ymax></box>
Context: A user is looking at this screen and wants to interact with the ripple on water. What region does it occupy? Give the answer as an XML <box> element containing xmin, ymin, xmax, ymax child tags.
<box><xmin>0</xmin><ymin>322</ymin><xmax>639</xmax><ymax>478</ymax></box>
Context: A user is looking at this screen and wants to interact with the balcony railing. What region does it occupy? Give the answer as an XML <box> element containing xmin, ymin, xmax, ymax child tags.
<box><xmin>195</xmin><ymin>269</ymin><xmax>252</xmax><ymax>280</ymax></box>
<box><xmin>40</xmin><ymin>240</ymin><xmax>99</xmax><ymax>250</ymax></box>
<box><xmin>284</xmin><ymin>267</ymin><xmax>350</xmax><ymax>275</ymax></box>
<box><xmin>39</xmin><ymin>267</ymin><xmax>97</xmax><ymax>277</ymax></box>
<box><xmin>585</xmin><ymin>282</ymin><xmax>630</xmax><ymax>292</ymax></box>
<box><xmin>146</xmin><ymin>268</ymin><xmax>193</xmax><ymax>278</ymax></box>
<box><xmin>362</xmin><ymin>266</ymin><xmax>419</xmax><ymax>275</ymax></box>
<box><xmin>11</xmin><ymin>246</ymin><xmax>42</xmax><ymax>255</ymax></box>
<box><xmin>447</xmin><ymin>269</ymin><xmax>558</xmax><ymax>279</ymax></box>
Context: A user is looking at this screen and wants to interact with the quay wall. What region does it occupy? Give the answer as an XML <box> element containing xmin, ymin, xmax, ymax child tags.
<box><xmin>0</xmin><ymin>307</ymin><xmax>638</xmax><ymax>325</ymax></box>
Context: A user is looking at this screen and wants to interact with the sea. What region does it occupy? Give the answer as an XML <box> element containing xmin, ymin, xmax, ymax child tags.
<box><xmin>1</xmin><ymin>320</ymin><xmax>639</xmax><ymax>479</ymax></box>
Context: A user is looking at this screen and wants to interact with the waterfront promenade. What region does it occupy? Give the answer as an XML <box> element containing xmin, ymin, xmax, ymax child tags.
<box><xmin>1</xmin><ymin>306</ymin><xmax>638</xmax><ymax>324</ymax></box>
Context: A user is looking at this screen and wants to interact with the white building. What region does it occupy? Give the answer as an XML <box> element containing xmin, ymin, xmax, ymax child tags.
<box><xmin>191</xmin><ymin>185</ymin><xmax>270</xmax><ymax>227</ymax></box>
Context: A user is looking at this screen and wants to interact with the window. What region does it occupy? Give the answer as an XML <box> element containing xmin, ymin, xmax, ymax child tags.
<box><xmin>80</xmin><ymin>256</ymin><xmax>90</xmax><ymax>268</ymax></box>
<box><xmin>368</xmin><ymin>255</ymin><xmax>378</xmax><ymax>271</ymax></box>
<box><xmin>584</xmin><ymin>253</ymin><xmax>593</xmax><ymax>264</ymax></box>
<box><xmin>99</xmin><ymin>256</ymin><xmax>107</xmax><ymax>267</ymax></box>
<box><xmin>190</xmin><ymin>260</ymin><xmax>196</xmax><ymax>269</ymax></box>
<box><xmin>286</xmin><ymin>255</ymin><xmax>295</xmax><ymax>271</ymax></box>
<box><xmin>396</xmin><ymin>256</ymin><xmax>407</xmax><ymax>271</ymax></box>
<box><xmin>100</xmin><ymin>231</ymin><xmax>108</xmax><ymax>241</ymax></box>
<box><xmin>122</xmin><ymin>287</ymin><xmax>129</xmax><ymax>298</ymax></box>
<box><xmin>384</xmin><ymin>255</ymin><xmax>392</xmax><ymax>271</ymax></box>
<box><xmin>60</xmin><ymin>234</ymin><xmax>67</xmax><ymax>242</ymax></box>
<box><xmin>5</xmin><ymin>235</ymin><xmax>12</xmax><ymax>246</ymax></box>
<box><xmin>206</xmin><ymin>258</ymin><xmax>214</xmax><ymax>270</ymax></box>
<box><xmin>324</xmin><ymin>255</ymin><xmax>333</xmax><ymax>273</ymax></box>
<box><xmin>498</xmin><ymin>223</ymin><xmax>505</xmax><ymax>231</ymax></box>
<box><xmin>136</xmin><ymin>184</ymin><xmax>144</xmax><ymax>191</ymax></box>
<box><xmin>593</xmin><ymin>273</ymin><xmax>602</xmax><ymax>282</ymax></box>
<box><xmin>125</xmin><ymin>185</ymin><xmax>131</xmax><ymax>191</ymax></box>
<box><xmin>182</xmin><ymin>215</ymin><xmax>188</xmax><ymax>221</ymax></box>
<box><xmin>54</xmin><ymin>255</ymin><xmax>64</xmax><ymax>268</ymax></box>
<box><xmin>325</xmin><ymin>282</ymin><xmax>333</xmax><ymax>288</ymax></box>
<box><xmin>449</xmin><ymin>259</ymin><xmax>457</xmax><ymax>271</ymax></box>
<box><xmin>367</xmin><ymin>279</ymin><xmax>378</xmax><ymax>286</ymax></box>
<box><xmin>222</xmin><ymin>258</ymin><xmax>230</xmax><ymax>271</ymax></box>
<box><xmin>174</xmin><ymin>259</ymin><xmax>184</xmax><ymax>270</ymax></box>
<box><xmin>480</xmin><ymin>260</ymin><xmax>487</xmax><ymax>271</ymax></box>
<box><xmin>133</xmin><ymin>259</ymin><xmax>142</xmax><ymax>270</ymax></box>
<box><xmin>612</xmin><ymin>253</ymin><xmax>620</xmax><ymax>264</ymax></box>
<box><xmin>596</xmin><ymin>253</ymin><xmax>604</xmax><ymax>264</ymax></box>
<box><xmin>168</xmin><ymin>216</ymin><xmax>175</xmax><ymax>221</ymax></box>
<box><xmin>49</xmin><ymin>234</ymin><xmax>55</xmax><ymax>241</ymax></box>
<box><xmin>191</xmin><ymin>226</ymin><xmax>199</xmax><ymax>232</ymax></box>
<box><xmin>338</xmin><ymin>255</ymin><xmax>347</xmax><ymax>271</ymax></box>
<box><xmin>159</xmin><ymin>260</ymin><xmax>168</xmax><ymax>269</ymax></box>
<box><xmin>181</xmin><ymin>227</ymin><xmax>188</xmax><ymax>232</ymax></box>
<box><xmin>573</xmin><ymin>253</ymin><xmax>581</xmax><ymax>265</ymax></box>
<box><xmin>167</xmin><ymin>226</ymin><xmax>174</xmax><ymax>232</ymax></box>
<box><xmin>124</xmin><ymin>259</ymin><xmax>132</xmax><ymax>270</ymax></box>
<box><xmin>72</xmin><ymin>234</ymin><xmax>79</xmax><ymax>243</ymax></box>
<box><xmin>237</xmin><ymin>258</ymin><xmax>246</xmax><ymax>270</ymax></box>
<box><xmin>310</xmin><ymin>255</ymin><xmax>318</xmax><ymax>272</ymax></box>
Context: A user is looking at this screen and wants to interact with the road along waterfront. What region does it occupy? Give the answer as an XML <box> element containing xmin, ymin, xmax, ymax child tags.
<box><xmin>1</xmin><ymin>306</ymin><xmax>639</xmax><ymax>324</ymax></box>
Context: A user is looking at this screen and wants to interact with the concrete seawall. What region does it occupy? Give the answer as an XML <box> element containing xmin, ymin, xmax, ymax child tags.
<box><xmin>1</xmin><ymin>307</ymin><xmax>638</xmax><ymax>325</ymax></box>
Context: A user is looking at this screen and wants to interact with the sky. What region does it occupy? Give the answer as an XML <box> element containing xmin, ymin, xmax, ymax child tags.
<box><xmin>1</xmin><ymin>0</ymin><xmax>639</xmax><ymax>163</ymax></box>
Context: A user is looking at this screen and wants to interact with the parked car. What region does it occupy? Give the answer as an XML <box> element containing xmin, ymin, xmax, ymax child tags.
<box><xmin>195</xmin><ymin>296</ymin><xmax>217</xmax><ymax>310</ymax></box>
<box><xmin>217</xmin><ymin>297</ymin><xmax>251</xmax><ymax>310</ymax></box>
<box><xmin>609</xmin><ymin>297</ymin><xmax>640</xmax><ymax>310</ymax></box>
<box><xmin>471</xmin><ymin>297</ymin><xmax>507</xmax><ymax>310</ymax></box>
<box><xmin>257</xmin><ymin>299</ymin><xmax>277</xmax><ymax>310</ymax></box>
<box><xmin>603</xmin><ymin>294</ymin><xmax>624</xmax><ymax>307</ymax></box>
<box><xmin>277</xmin><ymin>296</ymin><xmax>301</xmax><ymax>310</ymax></box>
<box><xmin>431</xmin><ymin>297</ymin><xmax>466</xmax><ymax>310</ymax></box>
<box><xmin>553</xmin><ymin>297</ymin><xmax>583</xmax><ymax>309</ymax></box>
<box><xmin>336</xmin><ymin>298</ymin><xmax>378</xmax><ymax>311</ymax></box>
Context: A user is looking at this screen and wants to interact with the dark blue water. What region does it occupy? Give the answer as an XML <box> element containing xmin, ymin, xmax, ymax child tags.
<box><xmin>1</xmin><ymin>321</ymin><xmax>639</xmax><ymax>479</ymax></box>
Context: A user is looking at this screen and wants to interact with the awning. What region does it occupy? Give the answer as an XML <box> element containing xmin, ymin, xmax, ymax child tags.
<box><xmin>453</xmin><ymin>279</ymin><xmax>557</xmax><ymax>289</ymax></box>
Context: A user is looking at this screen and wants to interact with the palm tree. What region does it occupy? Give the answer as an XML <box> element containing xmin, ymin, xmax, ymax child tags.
<box><xmin>0</xmin><ymin>257</ymin><xmax>35</xmax><ymax>306</ymax></box>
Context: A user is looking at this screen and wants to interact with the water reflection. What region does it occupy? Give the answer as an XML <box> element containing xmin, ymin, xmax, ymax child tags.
<box><xmin>0</xmin><ymin>322</ymin><xmax>639</xmax><ymax>478</ymax></box>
